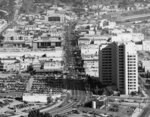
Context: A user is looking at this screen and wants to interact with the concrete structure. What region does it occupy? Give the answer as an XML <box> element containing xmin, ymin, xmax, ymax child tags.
<box><xmin>51</xmin><ymin>94</ymin><xmax>61</xmax><ymax>101</ymax></box>
<box><xmin>99</xmin><ymin>42</ymin><xmax>138</xmax><ymax>95</ymax></box>
<box><xmin>32</xmin><ymin>59</ymin><xmax>41</xmax><ymax>71</ymax></box>
<box><xmin>23</xmin><ymin>93</ymin><xmax>49</xmax><ymax>103</ymax></box>
<box><xmin>83</xmin><ymin>60</ymin><xmax>98</xmax><ymax>77</ymax></box>
<box><xmin>0</xmin><ymin>50</ymin><xmax>63</xmax><ymax>58</ymax></box>
<box><xmin>99</xmin><ymin>19</ymin><xmax>116</xmax><ymax>29</ymax></box>
<box><xmin>80</xmin><ymin>45</ymin><xmax>99</xmax><ymax>77</ymax></box>
<box><xmin>143</xmin><ymin>40</ymin><xmax>150</xmax><ymax>51</ymax></box>
<box><xmin>3</xmin><ymin>62</ymin><xmax>20</xmax><ymax>72</ymax></box>
<box><xmin>92</xmin><ymin>101</ymin><xmax>96</xmax><ymax>109</ymax></box>
<box><xmin>33</xmin><ymin>38</ymin><xmax>62</xmax><ymax>50</ymax></box>
<box><xmin>111</xmin><ymin>33</ymin><xmax>144</xmax><ymax>42</ymax></box>
<box><xmin>78</xmin><ymin>35</ymin><xmax>110</xmax><ymax>46</ymax></box>
<box><xmin>45</xmin><ymin>10</ymin><xmax>65</xmax><ymax>23</ymax></box>
<box><xmin>3</xmin><ymin>30</ymin><xmax>27</xmax><ymax>48</ymax></box>
<box><xmin>0</xmin><ymin>50</ymin><xmax>63</xmax><ymax>72</ymax></box>
<box><xmin>141</xmin><ymin>60</ymin><xmax>150</xmax><ymax>72</ymax></box>
<box><xmin>44</xmin><ymin>60</ymin><xmax>63</xmax><ymax>70</ymax></box>
<box><xmin>135</xmin><ymin>44</ymin><xmax>143</xmax><ymax>51</ymax></box>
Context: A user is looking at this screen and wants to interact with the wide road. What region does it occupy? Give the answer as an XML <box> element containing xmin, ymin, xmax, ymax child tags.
<box><xmin>138</xmin><ymin>74</ymin><xmax>150</xmax><ymax>117</ymax></box>
<box><xmin>40</xmin><ymin>92</ymin><xmax>71</xmax><ymax>113</ymax></box>
<box><xmin>50</xmin><ymin>90</ymin><xmax>86</xmax><ymax>115</ymax></box>
<box><xmin>52</xmin><ymin>90</ymin><xmax>87</xmax><ymax>115</ymax></box>
<box><xmin>46</xmin><ymin>90</ymin><xmax>88</xmax><ymax>116</ymax></box>
<box><xmin>139</xmin><ymin>104</ymin><xmax>150</xmax><ymax>117</ymax></box>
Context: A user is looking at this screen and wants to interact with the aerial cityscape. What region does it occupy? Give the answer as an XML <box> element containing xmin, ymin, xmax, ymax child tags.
<box><xmin>1</xmin><ymin>0</ymin><xmax>150</xmax><ymax>117</ymax></box>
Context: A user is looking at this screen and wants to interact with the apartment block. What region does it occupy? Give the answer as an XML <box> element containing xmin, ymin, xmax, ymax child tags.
<box><xmin>99</xmin><ymin>42</ymin><xmax>138</xmax><ymax>95</ymax></box>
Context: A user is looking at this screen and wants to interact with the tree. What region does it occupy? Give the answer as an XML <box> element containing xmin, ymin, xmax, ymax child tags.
<box><xmin>131</xmin><ymin>91</ymin><xmax>136</xmax><ymax>96</ymax></box>
<box><xmin>47</xmin><ymin>97</ymin><xmax>52</xmax><ymax>104</ymax></box>
<box><xmin>94</xmin><ymin>86</ymin><xmax>99</xmax><ymax>94</ymax></box>
<box><xmin>118</xmin><ymin>0</ymin><xmax>129</xmax><ymax>8</ymax></box>
<box><xmin>85</xmin><ymin>25</ymin><xmax>90</xmax><ymax>29</ymax></box>
<box><xmin>40</xmin><ymin>64</ymin><xmax>44</xmax><ymax>69</ymax></box>
<box><xmin>28</xmin><ymin>110</ymin><xmax>40</xmax><ymax>117</ymax></box>
<box><xmin>27</xmin><ymin>64</ymin><xmax>36</xmax><ymax>75</ymax></box>
<box><xmin>42</xmin><ymin>54</ymin><xmax>47</xmax><ymax>57</ymax></box>
<box><xmin>28</xmin><ymin>110</ymin><xmax>52</xmax><ymax>117</ymax></box>
<box><xmin>0</xmin><ymin>35</ymin><xmax>4</xmax><ymax>40</ymax></box>
<box><xmin>54</xmin><ymin>114</ymin><xmax>62</xmax><ymax>117</ymax></box>
<box><xmin>43</xmin><ymin>113</ymin><xmax>52</xmax><ymax>117</ymax></box>
<box><xmin>29</xmin><ymin>20</ymin><xmax>34</xmax><ymax>25</ymax></box>
<box><xmin>27</xmin><ymin>64</ymin><xmax>34</xmax><ymax>72</ymax></box>
<box><xmin>0</xmin><ymin>115</ymin><xmax>8</xmax><ymax>117</ymax></box>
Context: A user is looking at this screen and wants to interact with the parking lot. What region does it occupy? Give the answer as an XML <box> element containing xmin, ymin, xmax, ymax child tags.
<box><xmin>0</xmin><ymin>98</ymin><xmax>48</xmax><ymax>116</ymax></box>
<box><xmin>109</xmin><ymin>104</ymin><xmax>136</xmax><ymax>116</ymax></box>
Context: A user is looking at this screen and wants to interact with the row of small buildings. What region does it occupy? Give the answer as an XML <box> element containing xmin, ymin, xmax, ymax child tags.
<box><xmin>0</xmin><ymin>51</ymin><xmax>64</xmax><ymax>72</ymax></box>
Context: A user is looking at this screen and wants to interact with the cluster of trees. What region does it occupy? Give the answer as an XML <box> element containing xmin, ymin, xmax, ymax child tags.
<box><xmin>0</xmin><ymin>35</ymin><xmax>4</xmax><ymax>44</ymax></box>
<box><xmin>28</xmin><ymin>110</ymin><xmax>67</xmax><ymax>117</ymax></box>
<box><xmin>26</xmin><ymin>64</ymin><xmax>36</xmax><ymax>75</ymax></box>
<box><xmin>130</xmin><ymin>91</ymin><xmax>138</xmax><ymax>96</ymax></box>
<box><xmin>138</xmin><ymin>66</ymin><xmax>145</xmax><ymax>72</ymax></box>
<box><xmin>28</xmin><ymin>110</ymin><xmax>52</xmax><ymax>117</ymax></box>
<box><xmin>140</xmin><ymin>71</ymin><xmax>150</xmax><ymax>78</ymax></box>
<box><xmin>45</xmin><ymin>76</ymin><xmax>105</xmax><ymax>95</ymax></box>
<box><xmin>21</xmin><ymin>0</ymin><xmax>150</xmax><ymax>14</ymax></box>
<box><xmin>34</xmin><ymin>0</ymin><xmax>84</xmax><ymax>4</ymax></box>
<box><xmin>0</xmin><ymin>115</ymin><xmax>8</xmax><ymax>117</ymax></box>
<box><xmin>34</xmin><ymin>0</ymin><xmax>57</xmax><ymax>3</ymax></box>
<box><xmin>86</xmin><ymin>76</ymin><xmax>104</xmax><ymax>94</ymax></box>
<box><xmin>20</xmin><ymin>0</ymin><xmax>35</xmax><ymax>14</ymax></box>
<box><xmin>0</xmin><ymin>12</ymin><xmax>6</xmax><ymax>19</ymax></box>
<box><xmin>84</xmin><ymin>100</ymin><xmax>104</xmax><ymax>108</ymax></box>
<box><xmin>0</xmin><ymin>0</ymin><xmax>15</xmax><ymax>21</ymax></box>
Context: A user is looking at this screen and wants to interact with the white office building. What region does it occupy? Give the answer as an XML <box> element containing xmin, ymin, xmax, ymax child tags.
<box><xmin>99</xmin><ymin>42</ymin><xmax>138</xmax><ymax>95</ymax></box>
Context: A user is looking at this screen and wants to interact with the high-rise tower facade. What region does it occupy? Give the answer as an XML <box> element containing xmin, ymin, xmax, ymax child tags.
<box><xmin>99</xmin><ymin>42</ymin><xmax>138</xmax><ymax>95</ymax></box>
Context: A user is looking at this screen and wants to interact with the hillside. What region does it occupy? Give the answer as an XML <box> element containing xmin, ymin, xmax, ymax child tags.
<box><xmin>0</xmin><ymin>0</ymin><xmax>15</xmax><ymax>21</ymax></box>
<box><xmin>19</xmin><ymin>0</ymin><xmax>150</xmax><ymax>14</ymax></box>
<box><xmin>34</xmin><ymin>0</ymin><xmax>150</xmax><ymax>5</ymax></box>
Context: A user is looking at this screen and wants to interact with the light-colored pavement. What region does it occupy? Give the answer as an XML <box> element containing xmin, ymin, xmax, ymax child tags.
<box><xmin>43</xmin><ymin>90</ymin><xmax>88</xmax><ymax>116</ymax></box>
<box><xmin>40</xmin><ymin>100</ymin><xmax>63</xmax><ymax>113</ymax></box>
<box><xmin>0</xmin><ymin>99</ymin><xmax>22</xmax><ymax>114</ymax></box>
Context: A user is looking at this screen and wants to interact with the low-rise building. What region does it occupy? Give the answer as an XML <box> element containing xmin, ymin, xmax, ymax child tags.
<box><xmin>141</xmin><ymin>60</ymin><xmax>150</xmax><ymax>72</ymax></box>
<box><xmin>44</xmin><ymin>60</ymin><xmax>63</xmax><ymax>71</ymax></box>
<box><xmin>33</xmin><ymin>38</ymin><xmax>62</xmax><ymax>50</ymax></box>
<box><xmin>143</xmin><ymin>40</ymin><xmax>150</xmax><ymax>51</ymax></box>
<box><xmin>78</xmin><ymin>35</ymin><xmax>110</xmax><ymax>46</ymax></box>
<box><xmin>4</xmin><ymin>62</ymin><xmax>20</xmax><ymax>72</ymax></box>
<box><xmin>23</xmin><ymin>93</ymin><xmax>49</xmax><ymax>103</ymax></box>
<box><xmin>112</xmin><ymin>33</ymin><xmax>144</xmax><ymax>42</ymax></box>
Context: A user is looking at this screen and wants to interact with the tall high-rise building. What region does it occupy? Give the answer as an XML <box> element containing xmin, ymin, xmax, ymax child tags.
<box><xmin>99</xmin><ymin>42</ymin><xmax>138</xmax><ymax>95</ymax></box>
